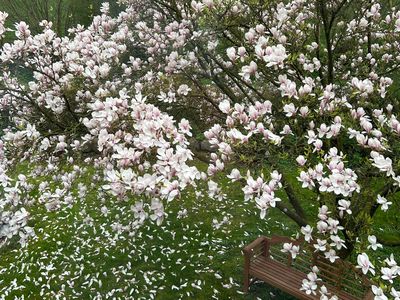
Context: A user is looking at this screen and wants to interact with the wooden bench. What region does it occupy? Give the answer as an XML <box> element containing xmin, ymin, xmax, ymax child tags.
<box><xmin>243</xmin><ymin>235</ymin><xmax>374</xmax><ymax>300</ymax></box>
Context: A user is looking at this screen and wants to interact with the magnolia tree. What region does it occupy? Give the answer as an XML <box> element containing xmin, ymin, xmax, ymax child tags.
<box><xmin>0</xmin><ymin>0</ymin><xmax>400</xmax><ymax>299</ymax></box>
<box><xmin>0</xmin><ymin>3</ymin><xmax>202</xmax><ymax>246</ymax></box>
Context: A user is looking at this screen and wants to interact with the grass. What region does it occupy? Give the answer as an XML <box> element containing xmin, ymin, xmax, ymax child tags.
<box><xmin>0</xmin><ymin>159</ymin><xmax>399</xmax><ymax>299</ymax></box>
<box><xmin>0</xmin><ymin>160</ymin><xmax>299</xmax><ymax>299</ymax></box>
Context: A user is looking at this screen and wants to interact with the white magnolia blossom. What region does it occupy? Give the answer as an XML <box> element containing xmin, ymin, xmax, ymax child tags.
<box><xmin>372</xmin><ymin>285</ymin><xmax>388</xmax><ymax>300</ymax></box>
<box><xmin>377</xmin><ymin>195</ymin><xmax>392</xmax><ymax>211</ymax></box>
<box><xmin>301</xmin><ymin>225</ymin><xmax>313</xmax><ymax>242</ymax></box>
<box><xmin>282</xmin><ymin>242</ymin><xmax>300</xmax><ymax>259</ymax></box>
<box><xmin>300</xmin><ymin>269</ymin><xmax>320</xmax><ymax>295</ymax></box>
<box><xmin>367</xmin><ymin>235</ymin><xmax>383</xmax><ymax>251</ymax></box>
<box><xmin>357</xmin><ymin>253</ymin><xmax>375</xmax><ymax>275</ymax></box>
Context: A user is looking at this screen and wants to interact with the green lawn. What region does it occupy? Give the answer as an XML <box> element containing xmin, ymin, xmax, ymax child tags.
<box><xmin>0</xmin><ymin>160</ymin><xmax>398</xmax><ymax>299</ymax></box>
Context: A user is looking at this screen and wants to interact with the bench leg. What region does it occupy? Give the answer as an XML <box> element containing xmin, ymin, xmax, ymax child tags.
<box><xmin>243</xmin><ymin>271</ymin><xmax>250</xmax><ymax>292</ymax></box>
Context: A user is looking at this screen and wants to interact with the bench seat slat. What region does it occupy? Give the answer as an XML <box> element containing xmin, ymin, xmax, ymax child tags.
<box><xmin>251</xmin><ymin>262</ymin><xmax>320</xmax><ymax>299</ymax></box>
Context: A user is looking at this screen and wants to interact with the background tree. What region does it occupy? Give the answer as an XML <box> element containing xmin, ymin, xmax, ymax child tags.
<box><xmin>0</xmin><ymin>0</ymin><xmax>111</xmax><ymax>37</ymax></box>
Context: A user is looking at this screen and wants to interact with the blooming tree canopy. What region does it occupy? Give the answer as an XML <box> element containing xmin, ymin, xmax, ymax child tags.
<box><xmin>1</xmin><ymin>0</ymin><xmax>400</xmax><ymax>298</ymax></box>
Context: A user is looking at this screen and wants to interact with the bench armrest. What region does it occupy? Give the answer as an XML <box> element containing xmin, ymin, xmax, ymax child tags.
<box><xmin>243</xmin><ymin>236</ymin><xmax>267</xmax><ymax>256</ymax></box>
